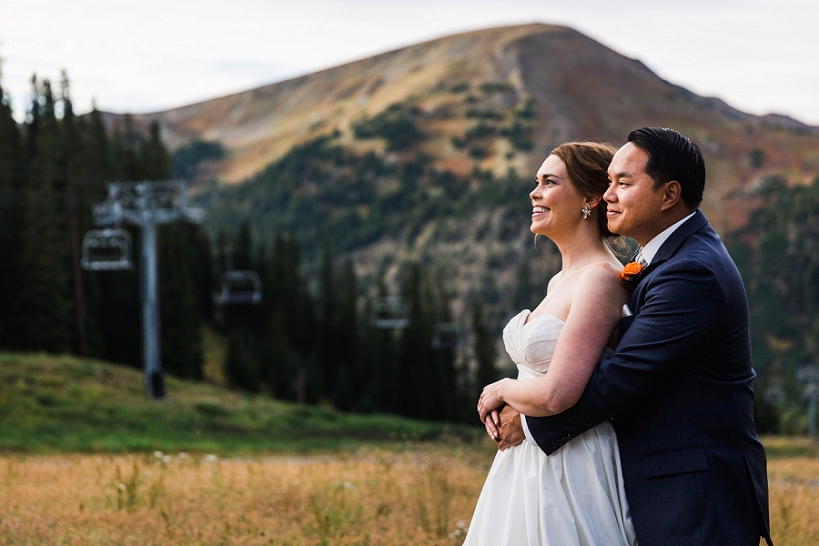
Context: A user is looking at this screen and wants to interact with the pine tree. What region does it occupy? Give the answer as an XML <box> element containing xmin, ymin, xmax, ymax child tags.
<box><xmin>159</xmin><ymin>223</ymin><xmax>204</xmax><ymax>379</ymax></box>
<box><xmin>428</xmin><ymin>268</ymin><xmax>459</xmax><ymax>420</ymax></box>
<box><xmin>59</xmin><ymin>72</ymin><xmax>92</xmax><ymax>355</ymax></box>
<box><xmin>316</xmin><ymin>237</ymin><xmax>338</xmax><ymax>400</ymax></box>
<box><xmin>225</xmin><ymin>328</ymin><xmax>260</xmax><ymax>391</ymax></box>
<box><xmin>84</xmin><ymin>105</ymin><xmax>112</xmax><ymax>185</ymax></box>
<box><xmin>364</xmin><ymin>279</ymin><xmax>397</xmax><ymax>413</ymax></box>
<box><xmin>0</xmin><ymin>79</ymin><xmax>24</xmax><ymax>343</ymax></box>
<box><xmin>14</xmin><ymin>77</ymin><xmax>75</xmax><ymax>353</ymax></box>
<box><xmin>333</xmin><ymin>258</ymin><xmax>358</xmax><ymax>410</ymax></box>
<box><xmin>76</xmin><ymin>105</ymin><xmax>112</xmax><ymax>358</ymax></box>
<box><xmin>472</xmin><ymin>299</ymin><xmax>497</xmax><ymax>398</ymax></box>
<box><xmin>140</xmin><ymin>121</ymin><xmax>171</xmax><ymax>179</ymax></box>
<box><xmin>397</xmin><ymin>263</ymin><xmax>436</xmax><ymax>419</ymax></box>
<box><xmin>92</xmin><ymin>121</ymin><xmax>142</xmax><ymax>367</ymax></box>
<box><xmin>276</xmin><ymin>233</ymin><xmax>315</xmax><ymax>361</ymax></box>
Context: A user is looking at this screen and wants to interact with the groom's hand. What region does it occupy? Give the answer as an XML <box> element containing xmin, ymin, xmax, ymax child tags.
<box><xmin>496</xmin><ymin>405</ymin><xmax>525</xmax><ymax>450</ymax></box>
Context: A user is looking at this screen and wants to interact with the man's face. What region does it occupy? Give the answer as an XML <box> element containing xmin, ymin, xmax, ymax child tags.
<box><xmin>603</xmin><ymin>143</ymin><xmax>667</xmax><ymax>246</ymax></box>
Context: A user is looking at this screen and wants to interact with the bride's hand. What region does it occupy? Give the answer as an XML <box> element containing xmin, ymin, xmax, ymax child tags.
<box><xmin>478</xmin><ymin>378</ymin><xmax>511</xmax><ymax>424</ymax></box>
<box><xmin>485</xmin><ymin>409</ymin><xmax>501</xmax><ymax>441</ymax></box>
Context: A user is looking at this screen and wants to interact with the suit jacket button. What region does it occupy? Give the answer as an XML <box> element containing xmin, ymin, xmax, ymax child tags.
<box><xmin>550</xmin><ymin>442</ymin><xmax>558</xmax><ymax>449</ymax></box>
<box><xmin>566</xmin><ymin>434</ymin><xmax>574</xmax><ymax>439</ymax></box>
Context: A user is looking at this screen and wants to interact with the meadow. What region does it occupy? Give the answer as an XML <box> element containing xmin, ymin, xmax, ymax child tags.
<box><xmin>0</xmin><ymin>441</ymin><xmax>817</xmax><ymax>545</ymax></box>
<box><xmin>1</xmin><ymin>353</ymin><xmax>817</xmax><ymax>545</ymax></box>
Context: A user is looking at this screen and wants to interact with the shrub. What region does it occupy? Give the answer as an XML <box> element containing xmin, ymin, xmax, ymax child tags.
<box><xmin>352</xmin><ymin>103</ymin><xmax>422</xmax><ymax>151</ymax></box>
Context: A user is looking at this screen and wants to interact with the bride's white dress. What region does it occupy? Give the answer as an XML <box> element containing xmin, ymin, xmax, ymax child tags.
<box><xmin>463</xmin><ymin>311</ymin><xmax>637</xmax><ymax>546</ymax></box>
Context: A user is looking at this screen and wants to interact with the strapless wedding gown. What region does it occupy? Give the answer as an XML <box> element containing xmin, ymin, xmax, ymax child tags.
<box><xmin>463</xmin><ymin>311</ymin><xmax>637</xmax><ymax>546</ymax></box>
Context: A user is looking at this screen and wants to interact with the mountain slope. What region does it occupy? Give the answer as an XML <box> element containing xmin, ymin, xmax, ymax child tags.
<box><xmin>95</xmin><ymin>23</ymin><xmax>819</xmax><ymax>374</ymax></box>
<box><xmin>113</xmin><ymin>23</ymin><xmax>819</xmax><ymax>234</ymax></box>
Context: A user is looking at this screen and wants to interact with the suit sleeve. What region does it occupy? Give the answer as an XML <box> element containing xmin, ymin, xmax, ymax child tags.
<box><xmin>525</xmin><ymin>258</ymin><xmax>726</xmax><ymax>454</ymax></box>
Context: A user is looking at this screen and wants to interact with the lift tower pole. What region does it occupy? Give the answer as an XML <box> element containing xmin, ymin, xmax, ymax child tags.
<box><xmin>93</xmin><ymin>181</ymin><xmax>203</xmax><ymax>398</ymax></box>
<box><xmin>798</xmin><ymin>365</ymin><xmax>819</xmax><ymax>440</ymax></box>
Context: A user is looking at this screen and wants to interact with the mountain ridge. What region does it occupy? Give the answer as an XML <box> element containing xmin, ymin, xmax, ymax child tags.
<box><xmin>101</xmin><ymin>23</ymin><xmax>819</xmax><ymax>235</ymax></box>
<box><xmin>91</xmin><ymin>23</ymin><xmax>819</xmax><ymax>358</ymax></box>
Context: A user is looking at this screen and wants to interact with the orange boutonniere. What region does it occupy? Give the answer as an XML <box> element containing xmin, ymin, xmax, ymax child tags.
<box><xmin>619</xmin><ymin>262</ymin><xmax>645</xmax><ymax>291</ymax></box>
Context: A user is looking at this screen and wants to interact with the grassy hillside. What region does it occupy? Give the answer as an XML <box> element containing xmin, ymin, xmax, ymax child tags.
<box><xmin>0</xmin><ymin>352</ymin><xmax>481</xmax><ymax>454</ymax></box>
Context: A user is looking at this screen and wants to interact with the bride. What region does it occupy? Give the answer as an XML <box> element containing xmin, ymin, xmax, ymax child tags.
<box><xmin>464</xmin><ymin>142</ymin><xmax>637</xmax><ymax>545</ymax></box>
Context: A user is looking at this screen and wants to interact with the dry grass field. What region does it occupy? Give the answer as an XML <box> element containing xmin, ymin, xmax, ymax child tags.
<box><xmin>0</xmin><ymin>439</ymin><xmax>817</xmax><ymax>545</ymax></box>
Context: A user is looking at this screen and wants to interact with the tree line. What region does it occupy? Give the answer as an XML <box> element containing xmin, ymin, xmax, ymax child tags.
<box><xmin>0</xmin><ymin>74</ymin><xmax>503</xmax><ymax>423</ymax></box>
<box><xmin>728</xmin><ymin>174</ymin><xmax>819</xmax><ymax>434</ymax></box>
<box><xmin>214</xmin><ymin>223</ymin><xmax>499</xmax><ymax>422</ymax></box>
<box><xmin>0</xmin><ymin>74</ymin><xmax>208</xmax><ymax>379</ymax></box>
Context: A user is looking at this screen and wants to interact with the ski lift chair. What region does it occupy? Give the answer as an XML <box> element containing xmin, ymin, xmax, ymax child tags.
<box><xmin>81</xmin><ymin>228</ymin><xmax>133</xmax><ymax>271</ymax></box>
<box><xmin>371</xmin><ymin>296</ymin><xmax>409</xmax><ymax>329</ymax></box>
<box><xmin>431</xmin><ymin>322</ymin><xmax>460</xmax><ymax>350</ymax></box>
<box><xmin>218</xmin><ymin>271</ymin><xmax>263</xmax><ymax>305</ymax></box>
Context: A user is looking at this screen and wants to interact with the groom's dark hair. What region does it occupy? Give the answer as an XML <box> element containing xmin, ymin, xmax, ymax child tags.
<box><xmin>628</xmin><ymin>127</ymin><xmax>705</xmax><ymax>209</ymax></box>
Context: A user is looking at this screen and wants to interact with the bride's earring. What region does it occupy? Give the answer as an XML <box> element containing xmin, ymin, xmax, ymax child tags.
<box><xmin>581</xmin><ymin>206</ymin><xmax>591</xmax><ymax>219</ymax></box>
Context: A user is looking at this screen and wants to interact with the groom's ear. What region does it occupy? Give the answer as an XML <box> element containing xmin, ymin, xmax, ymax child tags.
<box><xmin>659</xmin><ymin>180</ymin><xmax>682</xmax><ymax>211</ymax></box>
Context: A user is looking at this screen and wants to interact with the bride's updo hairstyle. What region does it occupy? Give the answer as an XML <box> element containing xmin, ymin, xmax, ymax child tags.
<box><xmin>550</xmin><ymin>141</ymin><xmax>617</xmax><ymax>239</ymax></box>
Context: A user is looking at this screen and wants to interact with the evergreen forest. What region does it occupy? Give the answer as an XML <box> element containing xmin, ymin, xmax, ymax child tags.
<box><xmin>0</xmin><ymin>75</ymin><xmax>501</xmax><ymax>424</ymax></box>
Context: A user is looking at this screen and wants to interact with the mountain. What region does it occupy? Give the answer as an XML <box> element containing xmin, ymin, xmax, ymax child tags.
<box><xmin>108</xmin><ymin>23</ymin><xmax>819</xmax><ymax>233</ymax></box>
<box><xmin>97</xmin><ymin>23</ymin><xmax>819</xmax><ymax>333</ymax></box>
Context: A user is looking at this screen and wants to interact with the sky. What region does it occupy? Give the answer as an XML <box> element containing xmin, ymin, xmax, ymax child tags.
<box><xmin>1</xmin><ymin>0</ymin><xmax>818</xmax><ymax>125</ymax></box>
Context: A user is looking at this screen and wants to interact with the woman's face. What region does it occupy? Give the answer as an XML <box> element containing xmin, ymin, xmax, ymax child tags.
<box><xmin>529</xmin><ymin>155</ymin><xmax>586</xmax><ymax>237</ymax></box>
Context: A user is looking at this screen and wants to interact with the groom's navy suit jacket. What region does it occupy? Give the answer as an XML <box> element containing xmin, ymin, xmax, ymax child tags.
<box><xmin>526</xmin><ymin>211</ymin><xmax>772</xmax><ymax>546</ymax></box>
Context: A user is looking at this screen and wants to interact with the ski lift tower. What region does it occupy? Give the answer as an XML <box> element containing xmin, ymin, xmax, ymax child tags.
<box><xmin>797</xmin><ymin>365</ymin><xmax>819</xmax><ymax>440</ymax></box>
<box><xmin>93</xmin><ymin>181</ymin><xmax>203</xmax><ymax>399</ymax></box>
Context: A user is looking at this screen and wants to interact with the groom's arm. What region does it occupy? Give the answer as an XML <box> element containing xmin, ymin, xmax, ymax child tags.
<box><xmin>525</xmin><ymin>258</ymin><xmax>728</xmax><ymax>454</ymax></box>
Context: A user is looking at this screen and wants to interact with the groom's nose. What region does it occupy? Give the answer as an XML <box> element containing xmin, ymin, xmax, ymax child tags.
<box><xmin>603</xmin><ymin>183</ymin><xmax>617</xmax><ymax>203</ymax></box>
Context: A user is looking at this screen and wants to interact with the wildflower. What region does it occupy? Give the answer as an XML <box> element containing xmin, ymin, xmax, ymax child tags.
<box><xmin>204</xmin><ymin>454</ymin><xmax>218</xmax><ymax>463</ymax></box>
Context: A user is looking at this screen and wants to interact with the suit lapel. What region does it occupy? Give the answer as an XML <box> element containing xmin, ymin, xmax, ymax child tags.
<box><xmin>626</xmin><ymin>210</ymin><xmax>709</xmax><ymax>317</ymax></box>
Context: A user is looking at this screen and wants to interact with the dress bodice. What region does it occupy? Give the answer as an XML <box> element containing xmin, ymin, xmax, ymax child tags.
<box><xmin>502</xmin><ymin>310</ymin><xmax>565</xmax><ymax>379</ymax></box>
<box><xmin>466</xmin><ymin>309</ymin><xmax>637</xmax><ymax>546</ymax></box>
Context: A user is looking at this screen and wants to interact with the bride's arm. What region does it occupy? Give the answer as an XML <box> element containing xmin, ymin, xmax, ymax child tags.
<box><xmin>479</xmin><ymin>264</ymin><xmax>627</xmax><ymax>422</ymax></box>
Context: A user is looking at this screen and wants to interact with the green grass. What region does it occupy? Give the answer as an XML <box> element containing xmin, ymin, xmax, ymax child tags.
<box><xmin>1</xmin><ymin>352</ymin><xmax>811</xmax><ymax>459</ymax></box>
<box><xmin>0</xmin><ymin>352</ymin><xmax>482</xmax><ymax>455</ymax></box>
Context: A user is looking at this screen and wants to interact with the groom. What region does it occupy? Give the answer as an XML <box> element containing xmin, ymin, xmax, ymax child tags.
<box><xmin>496</xmin><ymin>127</ymin><xmax>772</xmax><ymax>546</ymax></box>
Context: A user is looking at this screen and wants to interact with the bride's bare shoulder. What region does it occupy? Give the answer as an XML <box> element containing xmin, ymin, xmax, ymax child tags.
<box><xmin>575</xmin><ymin>262</ymin><xmax>628</xmax><ymax>302</ymax></box>
<box><xmin>580</xmin><ymin>261</ymin><xmax>623</xmax><ymax>284</ymax></box>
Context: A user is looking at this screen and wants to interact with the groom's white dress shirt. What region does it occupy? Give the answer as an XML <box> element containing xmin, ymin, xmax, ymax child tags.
<box><xmin>519</xmin><ymin>212</ymin><xmax>697</xmax><ymax>447</ymax></box>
